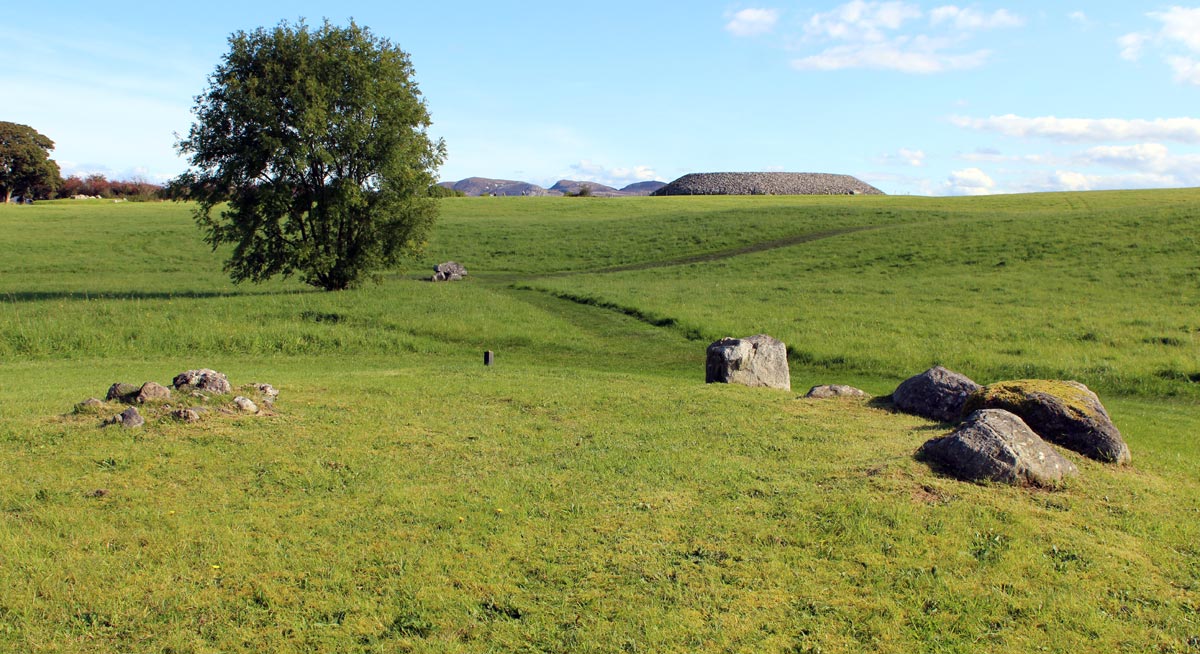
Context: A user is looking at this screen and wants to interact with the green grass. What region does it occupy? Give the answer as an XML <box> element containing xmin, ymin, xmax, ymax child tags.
<box><xmin>0</xmin><ymin>195</ymin><xmax>1197</xmax><ymax>653</ymax></box>
<box><xmin>525</xmin><ymin>190</ymin><xmax>1200</xmax><ymax>399</ymax></box>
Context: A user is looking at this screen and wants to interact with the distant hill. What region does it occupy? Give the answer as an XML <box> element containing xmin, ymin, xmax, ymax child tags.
<box><xmin>440</xmin><ymin>177</ymin><xmax>556</xmax><ymax>197</ymax></box>
<box><xmin>620</xmin><ymin>181</ymin><xmax>667</xmax><ymax>195</ymax></box>
<box><xmin>652</xmin><ymin>172</ymin><xmax>884</xmax><ymax>196</ymax></box>
<box><xmin>439</xmin><ymin>177</ymin><xmax>668</xmax><ymax>197</ymax></box>
<box><xmin>549</xmin><ymin>180</ymin><xmax>619</xmax><ymax>196</ymax></box>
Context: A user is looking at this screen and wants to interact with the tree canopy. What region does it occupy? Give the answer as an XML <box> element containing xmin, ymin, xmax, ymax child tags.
<box><xmin>0</xmin><ymin>122</ymin><xmax>62</xmax><ymax>203</ymax></box>
<box><xmin>173</xmin><ymin>19</ymin><xmax>445</xmax><ymax>290</ymax></box>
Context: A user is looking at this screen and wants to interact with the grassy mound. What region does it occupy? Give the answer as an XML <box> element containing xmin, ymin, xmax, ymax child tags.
<box><xmin>0</xmin><ymin>194</ymin><xmax>1196</xmax><ymax>652</ymax></box>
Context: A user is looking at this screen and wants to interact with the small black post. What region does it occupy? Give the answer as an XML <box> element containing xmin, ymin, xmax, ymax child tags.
<box><xmin>484</xmin><ymin>350</ymin><xmax>494</xmax><ymax>366</ymax></box>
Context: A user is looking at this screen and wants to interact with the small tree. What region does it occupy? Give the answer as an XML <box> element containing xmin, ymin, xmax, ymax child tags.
<box><xmin>0</xmin><ymin>122</ymin><xmax>62</xmax><ymax>202</ymax></box>
<box><xmin>173</xmin><ymin>19</ymin><xmax>445</xmax><ymax>290</ymax></box>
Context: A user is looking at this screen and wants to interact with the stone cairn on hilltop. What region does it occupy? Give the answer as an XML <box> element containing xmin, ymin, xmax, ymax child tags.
<box><xmin>652</xmin><ymin>172</ymin><xmax>885</xmax><ymax>196</ymax></box>
<box><xmin>432</xmin><ymin>261</ymin><xmax>467</xmax><ymax>282</ymax></box>
<box><xmin>74</xmin><ymin>368</ymin><xmax>278</xmax><ymax>429</ymax></box>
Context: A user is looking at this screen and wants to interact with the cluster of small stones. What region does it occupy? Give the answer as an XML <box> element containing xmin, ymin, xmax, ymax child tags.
<box><xmin>651</xmin><ymin>172</ymin><xmax>885</xmax><ymax>196</ymax></box>
<box><xmin>432</xmin><ymin>261</ymin><xmax>467</xmax><ymax>282</ymax></box>
<box><xmin>74</xmin><ymin>368</ymin><xmax>278</xmax><ymax>429</ymax></box>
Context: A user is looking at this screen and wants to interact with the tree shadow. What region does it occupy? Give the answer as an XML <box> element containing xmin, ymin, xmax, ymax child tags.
<box><xmin>1</xmin><ymin>288</ymin><xmax>323</xmax><ymax>303</ymax></box>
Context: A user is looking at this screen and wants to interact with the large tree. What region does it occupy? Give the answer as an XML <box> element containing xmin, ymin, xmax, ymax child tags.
<box><xmin>173</xmin><ymin>19</ymin><xmax>445</xmax><ymax>290</ymax></box>
<box><xmin>0</xmin><ymin>122</ymin><xmax>62</xmax><ymax>203</ymax></box>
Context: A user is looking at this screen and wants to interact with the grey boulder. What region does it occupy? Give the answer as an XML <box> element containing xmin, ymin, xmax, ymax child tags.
<box><xmin>233</xmin><ymin>396</ymin><xmax>258</xmax><ymax>414</ymax></box>
<box><xmin>919</xmin><ymin>409</ymin><xmax>1078</xmax><ymax>487</ymax></box>
<box><xmin>893</xmin><ymin>366</ymin><xmax>980</xmax><ymax>422</ymax></box>
<box><xmin>432</xmin><ymin>261</ymin><xmax>467</xmax><ymax>282</ymax></box>
<box><xmin>105</xmin><ymin>383</ymin><xmax>140</xmax><ymax>403</ymax></box>
<box><xmin>804</xmin><ymin>384</ymin><xmax>870</xmax><ymax>399</ymax></box>
<box><xmin>963</xmin><ymin>379</ymin><xmax>1131</xmax><ymax>464</ymax></box>
<box><xmin>173</xmin><ymin>369</ymin><xmax>232</xmax><ymax>395</ymax></box>
<box><xmin>136</xmin><ymin>381</ymin><xmax>172</xmax><ymax>403</ymax></box>
<box><xmin>705</xmin><ymin>334</ymin><xmax>791</xmax><ymax>391</ymax></box>
<box><xmin>106</xmin><ymin>406</ymin><xmax>145</xmax><ymax>429</ymax></box>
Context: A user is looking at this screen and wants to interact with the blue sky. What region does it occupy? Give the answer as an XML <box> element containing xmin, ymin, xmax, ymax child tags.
<box><xmin>3</xmin><ymin>1</ymin><xmax>1198</xmax><ymax>195</ymax></box>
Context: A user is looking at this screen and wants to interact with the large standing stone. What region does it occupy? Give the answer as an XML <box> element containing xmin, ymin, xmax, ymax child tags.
<box><xmin>963</xmin><ymin>380</ymin><xmax>1130</xmax><ymax>464</ymax></box>
<box><xmin>892</xmin><ymin>366</ymin><xmax>980</xmax><ymax>423</ymax></box>
<box><xmin>919</xmin><ymin>409</ymin><xmax>1079</xmax><ymax>487</ymax></box>
<box><xmin>172</xmin><ymin>369</ymin><xmax>232</xmax><ymax>395</ymax></box>
<box><xmin>705</xmin><ymin>334</ymin><xmax>791</xmax><ymax>391</ymax></box>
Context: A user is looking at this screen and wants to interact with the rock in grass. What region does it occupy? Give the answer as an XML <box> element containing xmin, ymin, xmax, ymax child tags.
<box><xmin>804</xmin><ymin>384</ymin><xmax>870</xmax><ymax>399</ymax></box>
<box><xmin>920</xmin><ymin>409</ymin><xmax>1078</xmax><ymax>487</ymax></box>
<box><xmin>171</xmin><ymin>408</ymin><xmax>201</xmax><ymax>423</ymax></box>
<box><xmin>963</xmin><ymin>380</ymin><xmax>1130</xmax><ymax>464</ymax></box>
<box><xmin>233</xmin><ymin>396</ymin><xmax>258</xmax><ymax>414</ymax></box>
<box><xmin>105</xmin><ymin>383</ymin><xmax>140</xmax><ymax>403</ymax></box>
<box><xmin>892</xmin><ymin>366</ymin><xmax>980</xmax><ymax>423</ymax></box>
<box><xmin>247</xmin><ymin>383</ymin><xmax>278</xmax><ymax>404</ymax></box>
<box><xmin>136</xmin><ymin>381</ymin><xmax>172</xmax><ymax>403</ymax></box>
<box><xmin>172</xmin><ymin>369</ymin><xmax>232</xmax><ymax>395</ymax></box>
<box><xmin>432</xmin><ymin>261</ymin><xmax>467</xmax><ymax>282</ymax></box>
<box><xmin>74</xmin><ymin>398</ymin><xmax>105</xmax><ymax>414</ymax></box>
<box><xmin>705</xmin><ymin>334</ymin><xmax>791</xmax><ymax>391</ymax></box>
<box><xmin>105</xmin><ymin>406</ymin><xmax>144</xmax><ymax>429</ymax></box>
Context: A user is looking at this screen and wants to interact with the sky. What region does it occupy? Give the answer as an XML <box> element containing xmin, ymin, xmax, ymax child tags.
<box><xmin>2</xmin><ymin>1</ymin><xmax>1199</xmax><ymax>196</ymax></box>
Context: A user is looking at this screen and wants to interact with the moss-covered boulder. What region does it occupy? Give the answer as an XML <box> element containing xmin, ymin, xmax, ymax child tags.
<box><xmin>962</xmin><ymin>380</ymin><xmax>1130</xmax><ymax>464</ymax></box>
<box><xmin>919</xmin><ymin>409</ymin><xmax>1079</xmax><ymax>487</ymax></box>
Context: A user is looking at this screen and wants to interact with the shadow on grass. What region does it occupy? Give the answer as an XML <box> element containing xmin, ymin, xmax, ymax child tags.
<box><xmin>1</xmin><ymin>288</ymin><xmax>323</xmax><ymax>303</ymax></box>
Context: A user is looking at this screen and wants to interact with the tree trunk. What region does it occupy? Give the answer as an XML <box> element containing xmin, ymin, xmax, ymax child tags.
<box><xmin>3</xmin><ymin>188</ymin><xmax>11</xmax><ymax>204</ymax></box>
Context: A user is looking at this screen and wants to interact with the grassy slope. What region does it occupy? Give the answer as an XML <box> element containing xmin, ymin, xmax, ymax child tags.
<box><xmin>0</xmin><ymin>197</ymin><xmax>1197</xmax><ymax>653</ymax></box>
<box><xmin>526</xmin><ymin>191</ymin><xmax>1200</xmax><ymax>399</ymax></box>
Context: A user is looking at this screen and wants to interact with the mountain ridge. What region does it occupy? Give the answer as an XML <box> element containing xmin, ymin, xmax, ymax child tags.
<box><xmin>439</xmin><ymin>177</ymin><xmax>666</xmax><ymax>197</ymax></box>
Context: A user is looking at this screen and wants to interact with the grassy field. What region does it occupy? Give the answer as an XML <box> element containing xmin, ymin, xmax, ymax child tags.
<box><xmin>0</xmin><ymin>195</ymin><xmax>1197</xmax><ymax>653</ymax></box>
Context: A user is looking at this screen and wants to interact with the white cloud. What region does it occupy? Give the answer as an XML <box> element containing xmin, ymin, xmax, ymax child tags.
<box><xmin>1082</xmin><ymin>143</ymin><xmax>1171</xmax><ymax>169</ymax></box>
<box><xmin>804</xmin><ymin>1</ymin><xmax>922</xmax><ymax>42</ymax></box>
<box><xmin>1120</xmin><ymin>7</ymin><xmax>1200</xmax><ymax>83</ymax></box>
<box><xmin>1033</xmin><ymin>171</ymin><xmax>1182</xmax><ymax>193</ymax></box>
<box><xmin>945</xmin><ymin>167</ymin><xmax>996</xmax><ymax>195</ymax></box>
<box><xmin>786</xmin><ymin>1</ymin><xmax>1021</xmax><ymax>74</ymax></box>
<box><xmin>1076</xmin><ymin>142</ymin><xmax>1200</xmax><ymax>180</ymax></box>
<box><xmin>898</xmin><ymin>148</ymin><xmax>926</xmax><ymax>166</ymax></box>
<box><xmin>1154</xmin><ymin>6</ymin><xmax>1200</xmax><ymax>52</ymax></box>
<box><xmin>1118</xmin><ymin>32</ymin><xmax>1149</xmax><ymax>61</ymax></box>
<box><xmin>1049</xmin><ymin>170</ymin><xmax>1092</xmax><ymax>191</ymax></box>
<box><xmin>726</xmin><ymin>8</ymin><xmax>781</xmax><ymax>37</ymax></box>
<box><xmin>950</xmin><ymin>114</ymin><xmax>1200</xmax><ymax>143</ymax></box>
<box><xmin>878</xmin><ymin>147</ymin><xmax>927</xmax><ymax>166</ymax></box>
<box><xmin>793</xmin><ymin>37</ymin><xmax>988</xmax><ymax>73</ymax></box>
<box><xmin>567</xmin><ymin>160</ymin><xmax>659</xmax><ymax>187</ymax></box>
<box><xmin>1068</xmin><ymin>11</ymin><xmax>1088</xmax><ymax>26</ymax></box>
<box><xmin>958</xmin><ymin>148</ymin><xmax>1052</xmax><ymax>164</ymax></box>
<box><xmin>1167</xmin><ymin>56</ymin><xmax>1200</xmax><ymax>84</ymax></box>
<box><xmin>930</xmin><ymin>6</ymin><xmax>1024</xmax><ymax>30</ymax></box>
